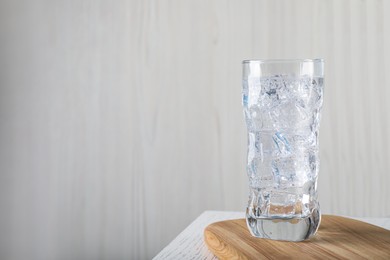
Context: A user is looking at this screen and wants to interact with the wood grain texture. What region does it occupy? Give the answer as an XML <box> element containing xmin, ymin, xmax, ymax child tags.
<box><xmin>204</xmin><ymin>215</ymin><xmax>390</xmax><ymax>259</ymax></box>
<box><xmin>155</xmin><ymin>211</ymin><xmax>390</xmax><ymax>259</ymax></box>
<box><xmin>0</xmin><ymin>0</ymin><xmax>390</xmax><ymax>259</ymax></box>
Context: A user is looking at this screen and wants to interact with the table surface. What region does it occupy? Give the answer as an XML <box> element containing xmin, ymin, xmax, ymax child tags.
<box><xmin>153</xmin><ymin>211</ymin><xmax>390</xmax><ymax>260</ymax></box>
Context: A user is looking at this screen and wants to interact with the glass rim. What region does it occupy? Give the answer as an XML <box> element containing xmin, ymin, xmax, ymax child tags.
<box><xmin>242</xmin><ymin>58</ymin><xmax>324</xmax><ymax>64</ymax></box>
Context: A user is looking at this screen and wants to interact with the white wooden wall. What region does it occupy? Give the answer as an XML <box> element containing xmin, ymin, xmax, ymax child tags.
<box><xmin>0</xmin><ymin>0</ymin><xmax>389</xmax><ymax>259</ymax></box>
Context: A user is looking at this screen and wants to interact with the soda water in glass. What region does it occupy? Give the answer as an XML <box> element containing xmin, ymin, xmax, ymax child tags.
<box><xmin>242</xmin><ymin>59</ymin><xmax>324</xmax><ymax>241</ymax></box>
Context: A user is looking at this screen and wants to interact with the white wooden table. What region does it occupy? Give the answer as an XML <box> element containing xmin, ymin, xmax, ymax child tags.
<box><xmin>153</xmin><ymin>211</ymin><xmax>390</xmax><ymax>260</ymax></box>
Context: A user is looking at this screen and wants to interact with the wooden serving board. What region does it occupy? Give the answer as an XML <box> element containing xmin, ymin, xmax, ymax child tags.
<box><xmin>204</xmin><ymin>215</ymin><xmax>390</xmax><ymax>259</ymax></box>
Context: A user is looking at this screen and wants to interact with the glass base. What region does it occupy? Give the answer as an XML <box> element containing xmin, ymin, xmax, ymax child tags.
<box><xmin>246</xmin><ymin>208</ymin><xmax>321</xmax><ymax>241</ymax></box>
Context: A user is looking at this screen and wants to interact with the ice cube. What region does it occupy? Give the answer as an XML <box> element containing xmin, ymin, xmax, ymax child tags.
<box><xmin>272</xmin><ymin>132</ymin><xmax>291</xmax><ymax>155</ymax></box>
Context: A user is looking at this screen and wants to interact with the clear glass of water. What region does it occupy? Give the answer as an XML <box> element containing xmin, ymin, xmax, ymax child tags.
<box><xmin>242</xmin><ymin>59</ymin><xmax>324</xmax><ymax>241</ymax></box>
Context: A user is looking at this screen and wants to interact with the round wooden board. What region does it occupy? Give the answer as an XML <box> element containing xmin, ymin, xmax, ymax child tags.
<box><xmin>204</xmin><ymin>215</ymin><xmax>390</xmax><ymax>259</ymax></box>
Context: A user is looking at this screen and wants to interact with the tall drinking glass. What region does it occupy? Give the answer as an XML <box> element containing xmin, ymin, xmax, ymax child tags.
<box><xmin>242</xmin><ymin>59</ymin><xmax>324</xmax><ymax>241</ymax></box>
